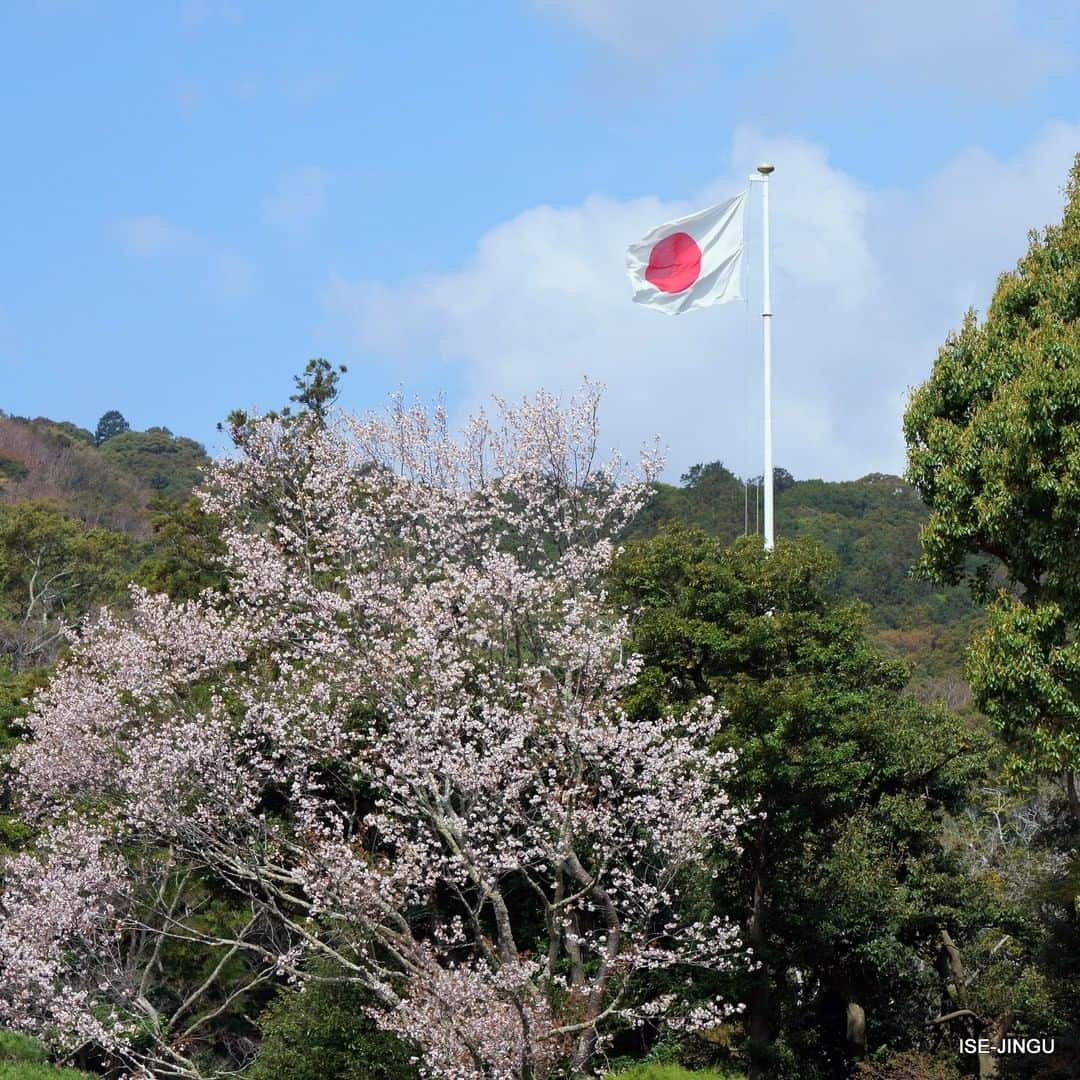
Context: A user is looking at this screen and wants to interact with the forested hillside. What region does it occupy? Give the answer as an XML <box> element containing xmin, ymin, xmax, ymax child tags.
<box><xmin>632</xmin><ymin>462</ymin><xmax>986</xmax><ymax>706</ymax></box>
<box><xmin>0</xmin><ymin>411</ymin><xmax>209</xmax><ymax>530</ymax></box>
<box><xmin>0</xmin><ymin>411</ymin><xmax>211</xmax><ymax>676</ymax></box>
<box><xmin>0</xmin><ymin>410</ymin><xmax>983</xmax><ymax>707</ymax></box>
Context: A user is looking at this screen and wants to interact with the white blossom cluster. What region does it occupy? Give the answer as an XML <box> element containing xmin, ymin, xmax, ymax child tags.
<box><xmin>0</xmin><ymin>385</ymin><xmax>750</xmax><ymax>1078</ymax></box>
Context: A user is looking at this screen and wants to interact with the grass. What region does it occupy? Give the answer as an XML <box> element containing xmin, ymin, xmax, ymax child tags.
<box><xmin>0</xmin><ymin>1067</ymin><xmax>95</xmax><ymax>1080</ymax></box>
<box><xmin>0</xmin><ymin>1031</ymin><xmax>93</xmax><ymax>1079</ymax></box>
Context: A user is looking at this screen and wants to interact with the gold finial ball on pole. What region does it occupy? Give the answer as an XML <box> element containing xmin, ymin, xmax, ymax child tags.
<box><xmin>757</xmin><ymin>162</ymin><xmax>775</xmax><ymax>175</ymax></box>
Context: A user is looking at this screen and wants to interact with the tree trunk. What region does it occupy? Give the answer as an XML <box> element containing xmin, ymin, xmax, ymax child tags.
<box><xmin>845</xmin><ymin>1001</ymin><xmax>867</xmax><ymax>1059</ymax></box>
<box><xmin>937</xmin><ymin>928</ymin><xmax>965</xmax><ymax>1009</ymax></box>
<box><xmin>977</xmin><ymin>1011</ymin><xmax>1016</xmax><ymax>1079</ymax></box>
<box><xmin>745</xmin><ymin>872</ymin><xmax>770</xmax><ymax>1080</ymax></box>
<box><xmin>571</xmin><ymin>1028</ymin><xmax>597</xmax><ymax>1076</ymax></box>
<box><xmin>1066</xmin><ymin>771</ymin><xmax>1080</xmax><ymax>824</ymax></box>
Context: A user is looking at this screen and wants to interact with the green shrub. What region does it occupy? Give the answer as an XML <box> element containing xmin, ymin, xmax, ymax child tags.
<box><xmin>854</xmin><ymin>1051</ymin><xmax>961</xmax><ymax>1079</ymax></box>
<box><xmin>0</xmin><ymin>457</ymin><xmax>29</xmax><ymax>483</ymax></box>
<box><xmin>246</xmin><ymin>980</ymin><xmax>418</xmax><ymax>1080</ymax></box>
<box><xmin>606</xmin><ymin>1065</ymin><xmax>747</xmax><ymax>1080</ymax></box>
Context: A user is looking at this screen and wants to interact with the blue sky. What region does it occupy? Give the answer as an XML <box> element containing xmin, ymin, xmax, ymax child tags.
<box><xmin>3</xmin><ymin>0</ymin><xmax>1080</xmax><ymax>480</ymax></box>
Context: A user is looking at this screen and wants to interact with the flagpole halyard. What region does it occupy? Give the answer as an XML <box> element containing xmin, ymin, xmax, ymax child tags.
<box><xmin>757</xmin><ymin>162</ymin><xmax>775</xmax><ymax>553</ymax></box>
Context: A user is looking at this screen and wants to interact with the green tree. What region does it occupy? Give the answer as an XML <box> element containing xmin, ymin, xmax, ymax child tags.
<box><xmin>772</xmin><ymin>467</ymin><xmax>795</xmax><ymax>494</ymax></box>
<box><xmin>247</xmin><ymin>981</ymin><xmax>418</xmax><ymax>1080</ymax></box>
<box><xmin>220</xmin><ymin>358</ymin><xmax>348</xmax><ymax>449</ymax></box>
<box><xmin>133</xmin><ymin>495</ymin><xmax>227</xmax><ymax>601</ymax></box>
<box><xmin>627</xmin><ymin>466</ymin><xmax>985</xmax><ymax>699</ymax></box>
<box><xmin>96</xmin><ymin>427</ymin><xmax>209</xmax><ymax>500</ymax></box>
<box><xmin>0</xmin><ymin>663</ymin><xmax>46</xmax><ymax>854</ymax></box>
<box><xmin>93</xmin><ymin>410</ymin><xmax>130</xmax><ymax>446</ymax></box>
<box><xmin>0</xmin><ymin>501</ymin><xmax>140</xmax><ymax>670</ymax></box>
<box><xmin>610</xmin><ymin>527</ymin><xmax>1010</xmax><ymax>1078</ymax></box>
<box><xmin>631</xmin><ymin>461</ymin><xmax>748</xmax><ymax>543</ymax></box>
<box><xmin>903</xmin><ymin>154</ymin><xmax>1080</xmax><ymax>804</ymax></box>
<box><xmin>290</xmin><ymin>357</ymin><xmax>347</xmax><ymax>423</ymax></box>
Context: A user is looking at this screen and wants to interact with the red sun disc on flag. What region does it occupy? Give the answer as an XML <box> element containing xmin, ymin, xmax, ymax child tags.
<box><xmin>644</xmin><ymin>231</ymin><xmax>701</xmax><ymax>293</ymax></box>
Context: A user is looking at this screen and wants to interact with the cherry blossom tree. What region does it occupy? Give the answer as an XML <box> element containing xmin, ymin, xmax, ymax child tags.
<box><xmin>0</xmin><ymin>386</ymin><xmax>750</xmax><ymax>1079</ymax></box>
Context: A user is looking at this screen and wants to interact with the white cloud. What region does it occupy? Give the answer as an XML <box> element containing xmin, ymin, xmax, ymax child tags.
<box><xmin>534</xmin><ymin>0</ymin><xmax>744</xmax><ymax>57</ymax></box>
<box><xmin>180</xmin><ymin>0</ymin><xmax>241</xmax><ymax>28</ymax></box>
<box><xmin>282</xmin><ymin>69</ymin><xmax>342</xmax><ymax>105</ymax></box>
<box><xmin>115</xmin><ymin>215</ymin><xmax>199</xmax><ymax>258</ymax></box>
<box><xmin>534</xmin><ymin>0</ymin><xmax>1074</xmax><ymax>97</ymax></box>
<box><xmin>789</xmin><ymin>0</ymin><xmax>1072</xmax><ymax>101</ymax></box>
<box><xmin>324</xmin><ymin>125</ymin><xmax>1080</xmax><ymax>482</ymax></box>
<box><xmin>263</xmin><ymin>167</ymin><xmax>331</xmax><ymax>236</ymax></box>
<box><xmin>114</xmin><ymin>215</ymin><xmax>256</xmax><ymax>299</ymax></box>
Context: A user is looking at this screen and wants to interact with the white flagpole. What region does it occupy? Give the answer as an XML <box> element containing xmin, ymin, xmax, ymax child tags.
<box><xmin>757</xmin><ymin>162</ymin><xmax>775</xmax><ymax>552</ymax></box>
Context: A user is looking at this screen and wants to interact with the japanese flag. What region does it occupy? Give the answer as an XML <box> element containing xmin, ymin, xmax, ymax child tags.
<box><xmin>626</xmin><ymin>191</ymin><xmax>746</xmax><ymax>314</ymax></box>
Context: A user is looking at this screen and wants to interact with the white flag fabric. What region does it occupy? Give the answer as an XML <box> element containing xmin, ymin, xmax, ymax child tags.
<box><xmin>626</xmin><ymin>192</ymin><xmax>746</xmax><ymax>314</ymax></box>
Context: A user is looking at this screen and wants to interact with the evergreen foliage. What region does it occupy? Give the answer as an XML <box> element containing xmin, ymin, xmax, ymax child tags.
<box><xmin>96</xmin><ymin>427</ymin><xmax>208</xmax><ymax>500</ymax></box>
<box><xmin>93</xmin><ymin>410</ymin><xmax>129</xmax><ymax>446</ymax></box>
<box><xmin>609</xmin><ymin>527</ymin><xmax>1044</xmax><ymax>1076</ymax></box>
<box><xmin>0</xmin><ymin>501</ymin><xmax>142</xmax><ymax>671</ymax></box>
<box><xmin>905</xmin><ymin>153</ymin><xmax>1080</xmax><ymax>788</ymax></box>
<box><xmin>247</xmin><ymin>982</ymin><xmax>418</xmax><ymax>1080</ymax></box>
<box><xmin>629</xmin><ymin>466</ymin><xmax>985</xmax><ymax>702</ymax></box>
<box><xmin>132</xmin><ymin>495</ymin><xmax>227</xmax><ymax>601</ymax></box>
<box><xmin>607</xmin><ymin>1066</ymin><xmax>746</xmax><ymax>1080</ymax></box>
<box><xmin>289</xmin><ymin>357</ymin><xmax>348</xmax><ymax>422</ymax></box>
